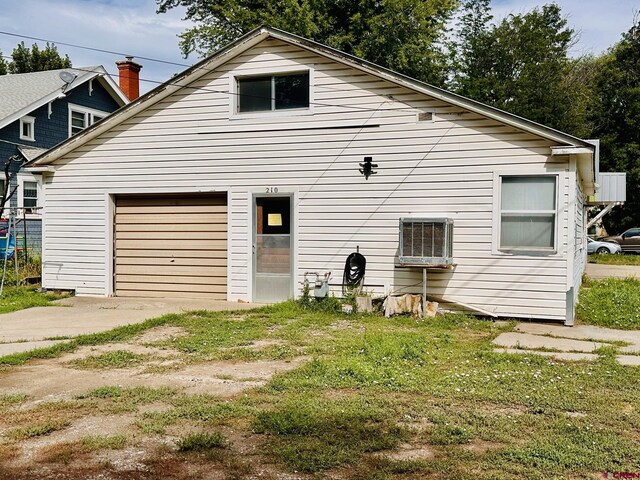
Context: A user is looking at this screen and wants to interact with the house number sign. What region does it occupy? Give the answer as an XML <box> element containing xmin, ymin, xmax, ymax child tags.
<box><xmin>265</xmin><ymin>187</ymin><xmax>279</xmax><ymax>193</ymax></box>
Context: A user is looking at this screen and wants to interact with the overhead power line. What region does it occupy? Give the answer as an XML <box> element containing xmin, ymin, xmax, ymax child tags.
<box><xmin>0</xmin><ymin>30</ymin><xmax>191</xmax><ymax>68</ymax></box>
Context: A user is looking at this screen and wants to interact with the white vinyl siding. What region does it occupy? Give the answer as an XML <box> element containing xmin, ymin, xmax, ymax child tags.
<box><xmin>42</xmin><ymin>38</ymin><xmax>573</xmax><ymax>320</ymax></box>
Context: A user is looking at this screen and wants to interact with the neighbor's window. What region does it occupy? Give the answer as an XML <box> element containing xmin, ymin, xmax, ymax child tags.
<box><xmin>500</xmin><ymin>176</ymin><xmax>557</xmax><ymax>250</ymax></box>
<box><xmin>23</xmin><ymin>181</ymin><xmax>38</xmax><ymax>212</ymax></box>
<box><xmin>19</xmin><ymin>116</ymin><xmax>35</xmax><ymax>141</ymax></box>
<box><xmin>69</xmin><ymin>105</ymin><xmax>108</xmax><ymax>136</ymax></box>
<box><xmin>238</xmin><ymin>72</ymin><xmax>309</xmax><ymax>113</ymax></box>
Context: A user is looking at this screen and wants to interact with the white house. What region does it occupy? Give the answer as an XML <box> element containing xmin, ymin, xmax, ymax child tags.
<box><xmin>29</xmin><ymin>27</ymin><xmax>595</xmax><ymax>325</ymax></box>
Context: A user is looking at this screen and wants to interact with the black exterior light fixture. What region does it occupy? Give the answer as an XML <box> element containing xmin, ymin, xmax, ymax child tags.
<box><xmin>359</xmin><ymin>156</ymin><xmax>378</xmax><ymax>180</ymax></box>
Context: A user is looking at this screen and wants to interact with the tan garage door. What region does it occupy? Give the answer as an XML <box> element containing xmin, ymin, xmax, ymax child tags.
<box><xmin>114</xmin><ymin>194</ymin><xmax>227</xmax><ymax>299</ymax></box>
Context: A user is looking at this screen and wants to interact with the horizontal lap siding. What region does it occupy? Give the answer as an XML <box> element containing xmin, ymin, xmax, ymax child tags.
<box><xmin>44</xmin><ymin>38</ymin><xmax>570</xmax><ymax>318</ymax></box>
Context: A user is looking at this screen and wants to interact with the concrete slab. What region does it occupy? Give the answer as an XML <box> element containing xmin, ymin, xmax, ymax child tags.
<box><xmin>492</xmin><ymin>332</ymin><xmax>606</xmax><ymax>353</ymax></box>
<box><xmin>515</xmin><ymin>323</ymin><xmax>640</xmax><ymax>345</ymax></box>
<box><xmin>0</xmin><ymin>296</ymin><xmax>260</xmax><ymax>344</ymax></box>
<box><xmin>493</xmin><ymin>348</ymin><xmax>598</xmax><ymax>362</ymax></box>
<box><xmin>585</xmin><ymin>263</ymin><xmax>640</xmax><ymax>280</ymax></box>
<box><xmin>617</xmin><ymin>355</ymin><xmax>640</xmax><ymax>366</ymax></box>
<box><xmin>0</xmin><ymin>340</ymin><xmax>67</xmax><ymax>357</ymax></box>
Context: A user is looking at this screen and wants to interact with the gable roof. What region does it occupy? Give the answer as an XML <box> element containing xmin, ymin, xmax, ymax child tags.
<box><xmin>0</xmin><ymin>66</ymin><xmax>128</xmax><ymax>131</ymax></box>
<box><xmin>29</xmin><ymin>26</ymin><xmax>595</xmax><ymax>187</ymax></box>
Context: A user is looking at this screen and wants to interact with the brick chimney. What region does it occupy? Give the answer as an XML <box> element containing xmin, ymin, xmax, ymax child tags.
<box><xmin>115</xmin><ymin>57</ymin><xmax>142</xmax><ymax>101</ymax></box>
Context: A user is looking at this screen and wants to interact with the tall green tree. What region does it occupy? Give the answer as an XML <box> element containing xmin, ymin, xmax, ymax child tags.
<box><xmin>449</xmin><ymin>3</ymin><xmax>594</xmax><ymax>136</ymax></box>
<box><xmin>590</xmin><ymin>18</ymin><xmax>640</xmax><ymax>232</ymax></box>
<box><xmin>156</xmin><ymin>0</ymin><xmax>457</xmax><ymax>85</ymax></box>
<box><xmin>0</xmin><ymin>52</ymin><xmax>7</xmax><ymax>75</ymax></box>
<box><xmin>8</xmin><ymin>42</ymin><xmax>71</xmax><ymax>74</ymax></box>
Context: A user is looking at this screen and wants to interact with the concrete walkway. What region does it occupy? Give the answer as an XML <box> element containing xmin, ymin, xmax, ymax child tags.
<box><xmin>585</xmin><ymin>262</ymin><xmax>640</xmax><ymax>280</ymax></box>
<box><xmin>0</xmin><ymin>296</ymin><xmax>259</xmax><ymax>357</ymax></box>
<box><xmin>493</xmin><ymin>323</ymin><xmax>640</xmax><ymax>366</ymax></box>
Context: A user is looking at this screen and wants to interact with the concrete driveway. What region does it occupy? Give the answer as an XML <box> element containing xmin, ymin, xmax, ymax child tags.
<box><xmin>0</xmin><ymin>296</ymin><xmax>259</xmax><ymax>357</ymax></box>
<box><xmin>585</xmin><ymin>262</ymin><xmax>640</xmax><ymax>280</ymax></box>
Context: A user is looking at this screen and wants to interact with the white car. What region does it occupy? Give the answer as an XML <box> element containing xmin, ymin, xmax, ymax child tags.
<box><xmin>587</xmin><ymin>237</ymin><xmax>622</xmax><ymax>254</ymax></box>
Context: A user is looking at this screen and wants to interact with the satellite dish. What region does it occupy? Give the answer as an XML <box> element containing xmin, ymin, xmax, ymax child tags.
<box><xmin>59</xmin><ymin>71</ymin><xmax>76</xmax><ymax>84</ymax></box>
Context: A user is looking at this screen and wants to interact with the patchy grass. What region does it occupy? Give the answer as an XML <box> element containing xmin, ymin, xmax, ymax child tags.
<box><xmin>177</xmin><ymin>432</ymin><xmax>227</xmax><ymax>451</ymax></box>
<box><xmin>588</xmin><ymin>253</ymin><xmax>640</xmax><ymax>265</ymax></box>
<box><xmin>7</xmin><ymin>419</ymin><xmax>70</xmax><ymax>440</ymax></box>
<box><xmin>1</xmin><ymin>300</ymin><xmax>640</xmax><ymax>478</ymax></box>
<box><xmin>68</xmin><ymin>350</ymin><xmax>148</xmax><ymax>369</ymax></box>
<box><xmin>253</xmin><ymin>394</ymin><xmax>404</xmax><ymax>472</ymax></box>
<box><xmin>80</xmin><ymin>434</ymin><xmax>127</xmax><ymax>451</ymax></box>
<box><xmin>0</xmin><ymin>287</ymin><xmax>67</xmax><ymax>315</ymax></box>
<box><xmin>577</xmin><ymin>277</ymin><xmax>640</xmax><ymax>329</ymax></box>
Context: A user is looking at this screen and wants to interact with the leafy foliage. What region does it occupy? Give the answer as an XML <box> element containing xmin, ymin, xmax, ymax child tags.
<box><xmin>156</xmin><ymin>0</ymin><xmax>457</xmax><ymax>85</ymax></box>
<box><xmin>7</xmin><ymin>42</ymin><xmax>71</xmax><ymax>74</ymax></box>
<box><xmin>450</xmin><ymin>3</ymin><xmax>594</xmax><ymax>136</ymax></box>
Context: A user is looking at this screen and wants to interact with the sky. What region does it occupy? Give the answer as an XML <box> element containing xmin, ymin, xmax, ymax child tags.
<box><xmin>0</xmin><ymin>0</ymin><xmax>637</xmax><ymax>95</ymax></box>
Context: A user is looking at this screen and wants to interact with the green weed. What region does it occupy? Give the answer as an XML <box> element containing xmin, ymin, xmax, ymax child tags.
<box><xmin>577</xmin><ymin>277</ymin><xmax>640</xmax><ymax>329</ymax></box>
<box><xmin>177</xmin><ymin>432</ymin><xmax>227</xmax><ymax>451</ymax></box>
<box><xmin>69</xmin><ymin>350</ymin><xmax>147</xmax><ymax>369</ymax></box>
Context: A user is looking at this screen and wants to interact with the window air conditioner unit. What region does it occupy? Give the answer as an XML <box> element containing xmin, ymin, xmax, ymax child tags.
<box><xmin>399</xmin><ymin>217</ymin><xmax>454</xmax><ymax>265</ymax></box>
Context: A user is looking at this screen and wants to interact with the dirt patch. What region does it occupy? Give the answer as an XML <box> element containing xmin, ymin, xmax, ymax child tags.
<box><xmin>13</xmin><ymin>414</ymin><xmax>136</xmax><ymax>467</ymax></box>
<box><xmin>134</xmin><ymin>326</ymin><xmax>190</xmax><ymax>344</ymax></box>
<box><xmin>379</xmin><ymin>442</ymin><xmax>436</xmax><ymax>461</ymax></box>
<box><xmin>0</xmin><ymin>356</ymin><xmax>307</xmax><ymax>401</ymax></box>
<box><xmin>461</xmin><ymin>440</ymin><xmax>504</xmax><ymax>454</ymax></box>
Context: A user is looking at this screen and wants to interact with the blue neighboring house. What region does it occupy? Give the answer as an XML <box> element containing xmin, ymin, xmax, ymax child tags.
<box><xmin>0</xmin><ymin>66</ymin><xmax>129</xmax><ymax>252</ymax></box>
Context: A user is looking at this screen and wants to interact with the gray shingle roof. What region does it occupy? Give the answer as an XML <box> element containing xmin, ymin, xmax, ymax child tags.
<box><xmin>18</xmin><ymin>145</ymin><xmax>49</xmax><ymax>161</ymax></box>
<box><xmin>0</xmin><ymin>66</ymin><xmax>103</xmax><ymax>122</ymax></box>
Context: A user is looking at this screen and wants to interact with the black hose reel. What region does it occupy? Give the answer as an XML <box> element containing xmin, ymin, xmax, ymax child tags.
<box><xmin>342</xmin><ymin>251</ymin><xmax>366</xmax><ymax>297</ymax></box>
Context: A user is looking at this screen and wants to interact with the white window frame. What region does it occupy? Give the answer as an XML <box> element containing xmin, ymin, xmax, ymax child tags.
<box><xmin>17</xmin><ymin>173</ymin><xmax>43</xmax><ymax>218</ymax></box>
<box><xmin>68</xmin><ymin>103</ymin><xmax>108</xmax><ymax>137</ymax></box>
<box><xmin>492</xmin><ymin>171</ymin><xmax>561</xmax><ymax>255</ymax></box>
<box><xmin>19</xmin><ymin>116</ymin><xmax>35</xmax><ymax>142</ymax></box>
<box><xmin>229</xmin><ymin>65</ymin><xmax>314</xmax><ymax>119</ymax></box>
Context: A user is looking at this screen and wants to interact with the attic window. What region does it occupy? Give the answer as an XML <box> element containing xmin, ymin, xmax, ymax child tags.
<box><xmin>237</xmin><ymin>72</ymin><xmax>309</xmax><ymax>113</ymax></box>
<box><xmin>20</xmin><ymin>116</ymin><xmax>35</xmax><ymax>142</ymax></box>
<box><xmin>69</xmin><ymin>104</ymin><xmax>108</xmax><ymax>136</ymax></box>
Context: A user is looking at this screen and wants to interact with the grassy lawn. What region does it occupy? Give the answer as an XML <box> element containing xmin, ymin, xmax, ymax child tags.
<box><xmin>0</xmin><ymin>287</ymin><xmax>67</xmax><ymax>315</ymax></box>
<box><xmin>1</xmin><ymin>299</ymin><xmax>639</xmax><ymax>479</ymax></box>
<box><xmin>588</xmin><ymin>253</ymin><xmax>640</xmax><ymax>265</ymax></box>
<box><xmin>577</xmin><ymin>277</ymin><xmax>640</xmax><ymax>329</ymax></box>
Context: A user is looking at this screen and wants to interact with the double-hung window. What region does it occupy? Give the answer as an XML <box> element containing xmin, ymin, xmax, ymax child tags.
<box><xmin>69</xmin><ymin>104</ymin><xmax>107</xmax><ymax>136</ymax></box>
<box><xmin>499</xmin><ymin>175</ymin><xmax>557</xmax><ymax>251</ymax></box>
<box><xmin>17</xmin><ymin>174</ymin><xmax>42</xmax><ymax>216</ymax></box>
<box><xmin>237</xmin><ymin>72</ymin><xmax>309</xmax><ymax>113</ymax></box>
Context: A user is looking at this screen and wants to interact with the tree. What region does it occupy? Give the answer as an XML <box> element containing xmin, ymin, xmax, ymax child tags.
<box><xmin>0</xmin><ymin>53</ymin><xmax>6</xmax><ymax>75</ymax></box>
<box><xmin>156</xmin><ymin>0</ymin><xmax>457</xmax><ymax>85</ymax></box>
<box><xmin>449</xmin><ymin>3</ymin><xmax>594</xmax><ymax>136</ymax></box>
<box><xmin>8</xmin><ymin>42</ymin><xmax>71</xmax><ymax>74</ymax></box>
<box><xmin>590</xmin><ymin>17</ymin><xmax>640</xmax><ymax>232</ymax></box>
